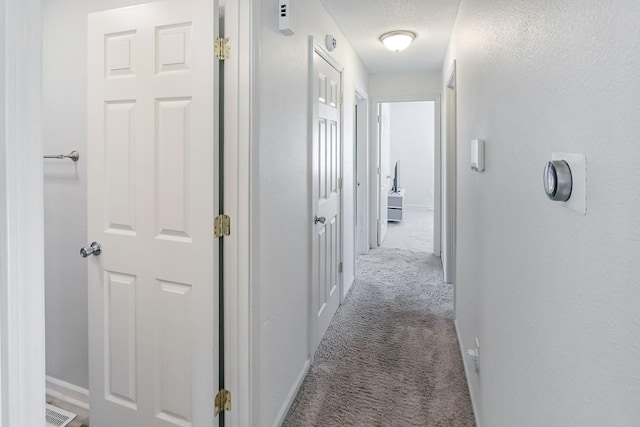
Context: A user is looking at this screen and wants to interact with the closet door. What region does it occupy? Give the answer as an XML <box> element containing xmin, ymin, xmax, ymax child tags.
<box><xmin>87</xmin><ymin>0</ymin><xmax>218</xmax><ymax>425</ymax></box>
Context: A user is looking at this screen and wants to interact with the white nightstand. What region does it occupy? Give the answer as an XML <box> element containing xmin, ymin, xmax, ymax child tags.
<box><xmin>388</xmin><ymin>188</ymin><xmax>405</xmax><ymax>222</ymax></box>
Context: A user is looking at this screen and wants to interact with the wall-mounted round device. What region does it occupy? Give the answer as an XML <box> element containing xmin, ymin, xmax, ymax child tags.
<box><xmin>326</xmin><ymin>35</ymin><xmax>337</xmax><ymax>52</ymax></box>
<box><xmin>544</xmin><ymin>160</ymin><xmax>573</xmax><ymax>201</ymax></box>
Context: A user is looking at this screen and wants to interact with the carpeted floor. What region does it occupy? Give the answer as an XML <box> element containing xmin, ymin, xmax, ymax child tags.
<box><xmin>282</xmin><ymin>247</ymin><xmax>475</xmax><ymax>426</ymax></box>
<box><xmin>382</xmin><ymin>208</ymin><xmax>434</xmax><ymax>253</ymax></box>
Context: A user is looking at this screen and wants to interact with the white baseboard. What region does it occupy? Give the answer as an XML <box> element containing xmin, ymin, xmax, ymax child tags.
<box><xmin>46</xmin><ymin>375</ymin><xmax>89</xmax><ymax>410</ymax></box>
<box><xmin>342</xmin><ymin>275</ymin><xmax>355</xmax><ymax>301</ymax></box>
<box><xmin>271</xmin><ymin>358</ymin><xmax>311</xmax><ymax>427</ymax></box>
<box><xmin>454</xmin><ymin>319</ymin><xmax>481</xmax><ymax>427</ymax></box>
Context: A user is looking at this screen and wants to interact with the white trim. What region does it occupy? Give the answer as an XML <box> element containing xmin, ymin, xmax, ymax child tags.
<box><xmin>447</xmin><ymin>66</ymin><xmax>456</xmax><ymax>89</ymax></box>
<box><xmin>354</xmin><ymin>91</ymin><xmax>369</xmax><ymax>256</ymax></box>
<box><xmin>1</xmin><ymin>2</ymin><xmax>6</xmax><ymax>419</ymax></box>
<box><xmin>45</xmin><ymin>376</ymin><xmax>89</xmax><ymax>411</ymax></box>
<box><xmin>312</xmin><ymin>39</ymin><xmax>344</xmax><ymax>72</ymax></box>
<box><xmin>222</xmin><ymin>1</ymin><xmax>255</xmax><ymax>426</ymax></box>
<box><xmin>455</xmin><ymin>319</ymin><xmax>481</xmax><ymax>427</ymax></box>
<box><xmin>368</xmin><ymin>103</ymin><xmax>379</xmax><ymax>249</ymax></box>
<box><xmin>271</xmin><ymin>358</ymin><xmax>311</xmax><ymax>427</ymax></box>
<box><xmin>307</xmin><ymin>35</ymin><xmax>315</xmax><ymax>359</ymax></box>
<box><xmin>432</xmin><ymin>97</ymin><xmax>442</xmax><ymax>258</ymax></box>
<box><xmin>248</xmin><ymin>0</ymin><xmax>262</xmax><ymax>423</ymax></box>
<box><xmin>343</xmin><ymin>276</ymin><xmax>355</xmax><ymax>300</ymax></box>
<box><xmin>354</xmin><ymin>87</ymin><xmax>368</xmax><ymax>100</ymax></box>
<box><xmin>443</xmin><ymin>61</ymin><xmax>457</xmax><ymax>288</ymax></box>
<box><xmin>1</xmin><ymin>1</ymin><xmax>46</xmax><ymax>426</ymax></box>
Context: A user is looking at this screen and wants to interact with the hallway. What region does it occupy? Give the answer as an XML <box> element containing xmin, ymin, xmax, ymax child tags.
<box><xmin>4</xmin><ymin>0</ymin><xmax>638</xmax><ymax>425</ymax></box>
<box><xmin>283</xmin><ymin>209</ymin><xmax>473</xmax><ymax>425</ymax></box>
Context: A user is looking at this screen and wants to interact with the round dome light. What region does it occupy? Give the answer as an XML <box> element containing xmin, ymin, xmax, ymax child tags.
<box><xmin>379</xmin><ymin>30</ymin><xmax>416</xmax><ymax>52</ymax></box>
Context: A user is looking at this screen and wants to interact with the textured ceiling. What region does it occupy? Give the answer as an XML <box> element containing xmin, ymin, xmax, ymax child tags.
<box><xmin>320</xmin><ymin>0</ymin><xmax>461</xmax><ymax>74</ymax></box>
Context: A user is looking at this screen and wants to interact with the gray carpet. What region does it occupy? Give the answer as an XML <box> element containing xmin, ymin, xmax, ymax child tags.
<box><xmin>282</xmin><ymin>248</ymin><xmax>476</xmax><ymax>427</ymax></box>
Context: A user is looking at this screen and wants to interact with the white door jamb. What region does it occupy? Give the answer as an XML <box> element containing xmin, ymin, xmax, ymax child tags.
<box><xmin>443</xmin><ymin>62</ymin><xmax>457</xmax><ymax>286</ymax></box>
<box><xmin>0</xmin><ymin>0</ymin><xmax>46</xmax><ymax>426</ymax></box>
<box><xmin>354</xmin><ymin>88</ymin><xmax>369</xmax><ymax>257</ymax></box>
<box><xmin>222</xmin><ymin>0</ymin><xmax>254</xmax><ymax>425</ymax></box>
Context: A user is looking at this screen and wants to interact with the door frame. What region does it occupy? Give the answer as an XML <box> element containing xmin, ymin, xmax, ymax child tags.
<box><xmin>1</xmin><ymin>0</ymin><xmax>252</xmax><ymax>425</ymax></box>
<box><xmin>442</xmin><ymin>62</ymin><xmax>457</xmax><ymax>286</ymax></box>
<box><xmin>221</xmin><ymin>0</ymin><xmax>254</xmax><ymax>425</ymax></box>
<box><xmin>376</xmin><ymin>102</ymin><xmax>390</xmax><ymax>246</ymax></box>
<box><xmin>307</xmin><ymin>37</ymin><xmax>344</xmax><ymax>356</ymax></box>
<box><xmin>368</xmin><ymin>95</ymin><xmax>441</xmax><ymax>252</ymax></box>
<box><xmin>354</xmin><ymin>89</ymin><xmax>369</xmax><ymax>256</ymax></box>
<box><xmin>0</xmin><ymin>0</ymin><xmax>46</xmax><ymax>426</ymax></box>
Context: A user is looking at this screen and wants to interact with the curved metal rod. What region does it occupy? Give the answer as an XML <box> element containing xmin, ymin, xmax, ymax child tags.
<box><xmin>43</xmin><ymin>150</ymin><xmax>80</xmax><ymax>162</ymax></box>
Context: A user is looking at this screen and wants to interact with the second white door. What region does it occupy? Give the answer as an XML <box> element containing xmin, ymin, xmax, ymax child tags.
<box><xmin>311</xmin><ymin>45</ymin><xmax>342</xmax><ymax>354</ymax></box>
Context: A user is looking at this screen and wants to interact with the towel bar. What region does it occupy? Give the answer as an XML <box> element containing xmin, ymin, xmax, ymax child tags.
<box><xmin>43</xmin><ymin>150</ymin><xmax>79</xmax><ymax>162</ymax></box>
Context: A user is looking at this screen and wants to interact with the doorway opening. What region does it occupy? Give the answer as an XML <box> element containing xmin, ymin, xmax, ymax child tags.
<box><xmin>355</xmin><ymin>97</ymin><xmax>440</xmax><ymax>258</ymax></box>
<box><xmin>376</xmin><ymin>100</ymin><xmax>436</xmax><ymax>253</ymax></box>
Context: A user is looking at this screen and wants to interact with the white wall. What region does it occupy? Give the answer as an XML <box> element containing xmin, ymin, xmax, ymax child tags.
<box><xmin>42</xmin><ymin>0</ymin><xmax>159</xmax><ymax>390</ymax></box>
<box><xmin>388</xmin><ymin>101</ymin><xmax>435</xmax><ymax>208</ymax></box>
<box><xmin>370</xmin><ymin>71</ymin><xmax>441</xmax><ymax>99</ymax></box>
<box><xmin>252</xmin><ymin>1</ymin><xmax>368</xmax><ymax>425</ymax></box>
<box><xmin>444</xmin><ymin>0</ymin><xmax>640</xmax><ymax>425</ymax></box>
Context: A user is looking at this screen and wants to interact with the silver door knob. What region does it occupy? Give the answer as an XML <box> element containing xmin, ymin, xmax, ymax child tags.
<box><xmin>314</xmin><ymin>216</ymin><xmax>326</xmax><ymax>224</ymax></box>
<box><xmin>80</xmin><ymin>241</ymin><xmax>102</xmax><ymax>258</ymax></box>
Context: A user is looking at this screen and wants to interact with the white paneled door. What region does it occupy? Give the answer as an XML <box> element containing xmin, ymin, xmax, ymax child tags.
<box><xmin>311</xmin><ymin>45</ymin><xmax>343</xmax><ymax>354</ymax></box>
<box><xmin>87</xmin><ymin>1</ymin><xmax>218</xmax><ymax>426</ymax></box>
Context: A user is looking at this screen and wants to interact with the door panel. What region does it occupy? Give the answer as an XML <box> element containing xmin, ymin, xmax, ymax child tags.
<box><xmin>87</xmin><ymin>1</ymin><xmax>217</xmax><ymax>425</ymax></box>
<box><xmin>311</xmin><ymin>47</ymin><xmax>342</xmax><ymax>354</ymax></box>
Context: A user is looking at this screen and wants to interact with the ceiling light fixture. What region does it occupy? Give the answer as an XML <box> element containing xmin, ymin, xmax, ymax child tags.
<box><xmin>379</xmin><ymin>30</ymin><xmax>416</xmax><ymax>52</ymax></box>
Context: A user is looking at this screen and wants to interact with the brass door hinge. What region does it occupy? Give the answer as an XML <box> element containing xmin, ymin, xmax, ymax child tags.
<box><xmin>214</xmin><ymin>389</ymin><xmax>231</xmax><ymax>416</ymax></box>
<box><xmin>215</xmin><ymin>37</ymin><xmax>230</xmax><ymax>60</ymax></box>
<box><xmin>214</xmin><ymin>215</ymin><xmax>231</xmax><ymax>238</ymax></box>
<box><xmin>339</xmin><ymin>262</ymin><xmax>343</xmax><ymax>274</ymax></box>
